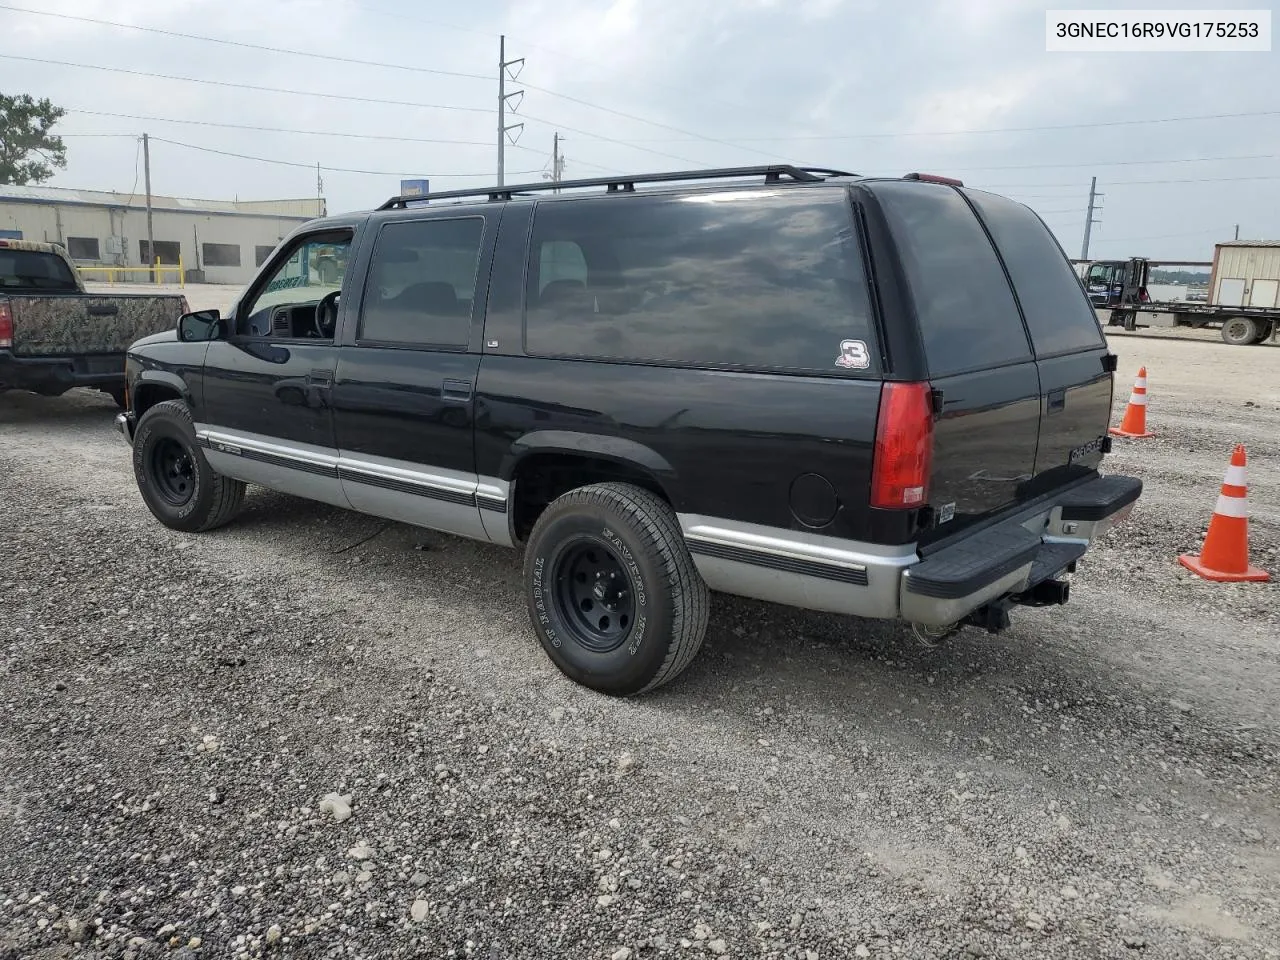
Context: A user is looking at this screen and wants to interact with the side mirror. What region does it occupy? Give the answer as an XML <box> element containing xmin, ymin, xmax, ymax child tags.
<box><xmin>178</xmin><ymin>309</ymin><xmax>223</xmax><ymax>342</ymax></box>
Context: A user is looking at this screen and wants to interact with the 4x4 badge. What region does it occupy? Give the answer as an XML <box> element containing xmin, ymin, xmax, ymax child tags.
<box><xmin>835</xmin><ymin>339</ymin><xmax>870</xmax><ymax>369</ymax></box>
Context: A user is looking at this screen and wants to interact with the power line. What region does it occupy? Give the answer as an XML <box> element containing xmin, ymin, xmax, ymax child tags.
<box><xmin>887</xmin><ymin>152</ymin><xmax>1280</xmax><ymax>173</ymax></box>
<box><xmin>148</xmin><ymin>137</ymin><xmax>540</xmax><ymax>178</ymax></box>
<box><xmin>0</xmin><ymin>55</ymin><xmax>494</xmax><ymax>113</ymax></box>
<box><xmin>0</xmin><ymin>3</ymin><xmax>493</xmax><ymax>81</ymax></box>
<box><xmin>65</xmin><ymin>109</ymin><xmax>498</xmax><ymax>146</ymax></box>
<box><xmin>976</xmin><ymin>173</ymin><xmax>1280</xmax><ymax>190</ymax></box>
<box><xmin>566</xmin><ymin>109</ymin><xmax>1280</xmax><ymax>143</ymax></box>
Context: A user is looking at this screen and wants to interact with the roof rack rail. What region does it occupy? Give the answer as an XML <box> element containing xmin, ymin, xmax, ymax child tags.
<box><xmin>377</xmin><ymin>164</ymin><xmax>857</xmax><ymax>210</ymax></box>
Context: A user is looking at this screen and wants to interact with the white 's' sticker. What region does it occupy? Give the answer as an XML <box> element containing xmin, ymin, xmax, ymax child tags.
<box><xmin>835</xmin><ymin>339</ymin><xmax>870</xmax><ymax>369</ymax></box>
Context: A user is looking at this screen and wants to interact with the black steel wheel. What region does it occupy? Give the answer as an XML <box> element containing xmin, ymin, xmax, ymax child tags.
<box><xmin>523</xmin><ymin>482</ymin><xmax>709</xmax><ymax>696</ymax></box>
<box><xmin>149</xmin><ymin>436</ymin><xmax>196</xmax><ymax>506</ymax></box>
<box><xmin>1221</xmin><ymin>316</ymin><xmax>1258</xmax><ymax>346</ymax></box>
<box><xmin>552</xmin><ymin>536</ymin><xmax>635</xmax><ymax>653</ymax></box>
<box><xmin>132</xmin><ymin>400</ymin><xmax>246</xmax><ymax>532</ymax></box>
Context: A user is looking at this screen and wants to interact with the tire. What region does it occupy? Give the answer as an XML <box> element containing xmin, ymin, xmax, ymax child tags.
<box><xmin>132</xmin><ymin>400</ymin><xmax>246</xmax><ymax>532</ymax></box>
<box><xmin>1221</xmin><ymin>316</ymin><xmax>1258</xmax><ymax>346</ymax></box>
<box><xmin>1252</xmin><ymin>321</ymin><xmax>1274</xmax><ymax>344</ymax></box>
<box><xmin>523</xmin><ymin>482</ymin><xmax>709</xmax><ymax>696</ymax></box>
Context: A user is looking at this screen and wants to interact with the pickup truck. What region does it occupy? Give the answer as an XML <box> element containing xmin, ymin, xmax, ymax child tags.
<box><xmin>0</xmin><ymin>239</ymin><xmax>187</xmax><ymax>407</ymax></box>
<box><xmin>116</xmin><ymin>165</ymin><xmax>1141</xmax><ymax>696</ymax></box>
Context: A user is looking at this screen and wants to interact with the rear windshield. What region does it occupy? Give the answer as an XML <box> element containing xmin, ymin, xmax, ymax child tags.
<box><xmin>523</xmin><ymin>189</ymin><xmax>880</xmax><ymax>375</ymax></box>
<box><xmin>874</xmin><ymin>181</ymin><xmax>1031</xmax><ymax>378</ymax></box>
<box><xmin>0</xmin><ymin>249</ymin><xmax>79</xmax><ymax>290</ymax></box>
<box><xmin>963</xmin><ymin>189</ymin><xmax>1105</xmax><ymax>357</ymax></box>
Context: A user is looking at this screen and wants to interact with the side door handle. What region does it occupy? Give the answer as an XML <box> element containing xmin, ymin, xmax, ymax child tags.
<box><xmin>306</xmin><ymin>368</ymin><xmax>333</xmax><ymax>408</ymax></box>
<box><xmin>442</xmin><ymin>378</ymin><xmax>473</xmax><ymax>403</ymax></box>
<box><xmin>1047</xmin><ymin>389</ymin><xmax>1066</xmax><ymax>414</ymax></box>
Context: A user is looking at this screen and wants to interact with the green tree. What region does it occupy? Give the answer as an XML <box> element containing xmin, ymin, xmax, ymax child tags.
<box><xmin>0</xmin><ymin>93</ymin><xmax>67</xmax><ymax>185</ymax></box>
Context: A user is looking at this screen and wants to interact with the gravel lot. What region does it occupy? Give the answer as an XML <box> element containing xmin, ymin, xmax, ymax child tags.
<box><xmin>1</xmin><ymin>330</ymin><xmax>1277</xmax><ymax>960</ymax></box>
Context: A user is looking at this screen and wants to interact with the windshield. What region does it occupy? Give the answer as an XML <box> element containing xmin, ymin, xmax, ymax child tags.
<box><xmin>0</xmin><ymin>249</ymin><xmax>79</xmax><ymax>290</ymax></box>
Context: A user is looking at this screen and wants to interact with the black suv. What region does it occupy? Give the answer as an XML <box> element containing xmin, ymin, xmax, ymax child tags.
<box><xmin>116</xmin><ymin>165</ymin><xmax>1140</xmax><ymax>695</ymax></box>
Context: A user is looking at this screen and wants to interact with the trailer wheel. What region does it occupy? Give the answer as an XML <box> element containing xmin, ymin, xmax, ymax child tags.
<box><xmin>1252</xmin><ymin>321</ymin><xmax>1274</xmax><ymax>344</ymax></box>
<box><xmin>1221</xmin><ymin>316</ymin><xmax>1258</xmax><ymax>346</ymax></box>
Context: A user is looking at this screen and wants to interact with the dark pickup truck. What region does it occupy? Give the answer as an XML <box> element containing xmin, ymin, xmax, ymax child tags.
<box><xmin>0</xmin><ymin>239</ymin><xmax>186</xmax><ymax>407</ymax></box>
<box><xmin>115</xmin><ymin>165</ymin><xmax>1141</xmax><ymax>696</ymax></box>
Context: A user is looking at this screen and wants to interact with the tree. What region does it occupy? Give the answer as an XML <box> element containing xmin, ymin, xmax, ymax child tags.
<box><xmin>0</xmin><ymin>93</ymin><xmax>67</xmax><ymax>185</ymax></box>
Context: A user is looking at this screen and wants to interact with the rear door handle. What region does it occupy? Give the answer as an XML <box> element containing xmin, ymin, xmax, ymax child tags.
<box><xmin>442</xmin><ymin>378</ymin><xmax>473</xmax><ymax>403</ymax></box>
<box><xmin>1047</xmin><ymin>389</ymin><xmax>1066</xmax><ymax>414</ymax></box>
<box><xmin>87</xmin><ymin>303</ymin><xmax>119</xmax><ymax>316</ymax></box>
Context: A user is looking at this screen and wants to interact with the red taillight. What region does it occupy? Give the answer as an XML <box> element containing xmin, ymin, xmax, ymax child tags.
<box><xmin>0</xmin><ymin>300</ymin><xmax>13</xmax><ymax>349</ymax></box>
<box><xmin>904</xmin><ymin>172</ymin><xmax>965</xmax><ymax>186</ymax></box>
<box><xmin>871</xmin><ymin>382</ymin><xmax>935</xmax><ymax>509</ymax></box>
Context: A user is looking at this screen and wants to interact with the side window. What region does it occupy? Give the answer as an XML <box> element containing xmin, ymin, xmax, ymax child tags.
<box><xmin>240</xmin><ymin>231</ymin><xmax>353</xmax><ymax>339</ymax></box>
<box><xmin>523</xmin><ymin>191</ymin><xmax>879</xmax><ymax>374</ymax></box>
<box><xmin>359</xmin><ymin>217</ymin><xmax>485</xmax><ymax>348</ymax></box>
<box><xmin>964</xmin><ymin>190</ymin><xmax>1105</xmax><ymax>357</ymax></box>
<box><xmin>875</xmin><ymin>181</ymin><xmax>1031</xmax><ymax>377</ymax></box>
<box><xmin>539</xmin><ymin>241</ymin><xmax>588</xmax><ymax>293</ymax></box>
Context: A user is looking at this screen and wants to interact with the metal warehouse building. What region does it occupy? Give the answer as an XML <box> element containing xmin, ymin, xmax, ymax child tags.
<box><xmin>0</xmin><ymin>185</ymin><xmax>325</xmax><ymax>285</ymax></box>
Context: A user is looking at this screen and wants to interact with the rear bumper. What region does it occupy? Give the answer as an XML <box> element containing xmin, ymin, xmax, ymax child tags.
<box><xmin>0</xmin><ymin>350</ymin><xmax>126</xmax><ymax>395</ymax></box>
<box><xmin>681</xmin><ymin>473</ymin><xmax>1142</xmax><ymax>627</ymax></box>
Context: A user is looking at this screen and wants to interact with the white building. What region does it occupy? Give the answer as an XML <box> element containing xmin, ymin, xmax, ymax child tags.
<box><xmin>0</xmin><ymin>184</ymin><xmax>325</xmax><ymax>285</ymax></box>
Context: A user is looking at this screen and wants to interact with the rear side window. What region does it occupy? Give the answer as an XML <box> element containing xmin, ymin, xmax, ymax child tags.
<box><xmin>523</xmin><ymin>190</ymin><xmax>878</xmax><ymax>374</ymax></box>
<box><xmin>360</xmin><ymin>217</ymin><xmax>485</xmax><ymax>348</ymax></box>
<box><xmin>963</xmin><ymin>189</ymin><xmax>1104</xmax><ymax>357</ymax></box>
<box><xmin>875</xmin><ymin>181</ymin><xmax>1031</xmax><ymax>377</ymax></box>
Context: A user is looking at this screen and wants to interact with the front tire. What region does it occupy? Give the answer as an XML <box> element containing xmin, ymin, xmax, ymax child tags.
<box><xmin>1221</xmin><ymin>316</ymin><xmax>1258</xmax><ymax>346</ymax></box>
<box><xmin>523</xmin><ymin>482</ymin><xmax>709</xmax><ymax>696</ymax></box>
<box><xmin>132</xmin><ymin>400</ymin><xmax>245</xmax><ymax>532</ymax></box>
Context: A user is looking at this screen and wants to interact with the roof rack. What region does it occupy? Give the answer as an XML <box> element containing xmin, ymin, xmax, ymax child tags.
<box><xmin>377</xmin><ymin>164</ymin><xmax>857</xmax><ymax>210</ymax></box>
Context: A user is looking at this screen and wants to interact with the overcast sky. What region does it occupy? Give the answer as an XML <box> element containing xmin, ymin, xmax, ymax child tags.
<box><xmin>4</xmin><ymin>0</ymin><xmax>1278</xmax><ymax>261</ymax></box>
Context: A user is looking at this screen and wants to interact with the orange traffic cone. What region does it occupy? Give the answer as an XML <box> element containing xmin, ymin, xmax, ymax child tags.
<box><xmin>1178</xmin><ymin>445</ymin><xmax>1270</xmax><ymax>583</ymax></box>
<box><xmin>1109</xmin><ymin>366</ymin><xmax>1154</xmax><ymax>438</ymax></box>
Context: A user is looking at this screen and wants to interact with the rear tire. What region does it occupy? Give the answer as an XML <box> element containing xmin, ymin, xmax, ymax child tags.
<box><xmin>1221</xmin><ymin>316</ymin><xmax>1258</xmax><ymax>345</ymax></box>
<box><xmin>523</xmin><ymin>482</ymin><xmax>709</xmax><ymax>696</ymax></box>
<box><xmin>132</xmin><ymin>400</ymin><xmax>245</xmax><ymax>532</ymax></box>
<box><xmin>1252</xmin><ymin>321</ymin><xmax>1274</xmax><ymax>344</ymax></box>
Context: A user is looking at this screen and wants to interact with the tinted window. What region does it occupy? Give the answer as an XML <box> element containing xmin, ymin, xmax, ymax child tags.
<box><xmin>0</xmin><ymin>250</ymin><xmax>78</xmax><ymax>290</ymax></box>
<box><xmin>965</xmin><ymin>190</ymin><xmax>1104</xmax><ymax>356</ymax></box>
<box><xmin>203</xmin><ymin>242</ymin><xmax>241</xmax><ymax>267</ymax></box>
<box><xmin>523</xmin><ymin>190</ymin><xmax>877</xmax><ymax>374</ymax></box>
<box><xmin>875</xmin><ymin>181</ymin><xmax>1030</xmax><ymax>377</ymax></box>
<box><xmin>66</xmin><ymin>237</ymin><xmax>100</xmax><ymax>261</ymax></box>
<box><xmin>360</xmin><ymin>217</ymin><xmax>485</xmax><ymax>348</ymax></box>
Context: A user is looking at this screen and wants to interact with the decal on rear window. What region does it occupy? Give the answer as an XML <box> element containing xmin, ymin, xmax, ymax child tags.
<box><xmin>835</xmin><ymin>339</ymin><xmax>870</xmax><ymax>369</ymax></box>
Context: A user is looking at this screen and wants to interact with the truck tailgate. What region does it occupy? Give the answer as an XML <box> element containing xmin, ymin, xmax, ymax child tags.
<box><xmin>8</xmin><ymin>294</ymin><xmax>184</xmax><ymax>356</ymax></box>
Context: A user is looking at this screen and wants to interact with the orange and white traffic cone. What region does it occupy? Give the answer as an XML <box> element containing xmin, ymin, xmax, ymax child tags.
<box><xmin>1109</xmin><ymin>366</ymin><xmax>1155</xmax><ymax>438</ymax></box>
<box><xmin>1178</xmin><ymin>444</ymin><xmax>1270</xmax><ymax>583</ymax></box>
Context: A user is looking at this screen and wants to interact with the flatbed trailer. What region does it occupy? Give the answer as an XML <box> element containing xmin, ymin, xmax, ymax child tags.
<box><xmin>1106</xmin><ymin>302</ymin><xmax>1280</xmax><ymax>345</ymax></box>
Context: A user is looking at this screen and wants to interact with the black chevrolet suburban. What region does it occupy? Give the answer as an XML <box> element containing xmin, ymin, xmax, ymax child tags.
<box><xmin>115</xmin><ymin>165</ymin><xmax>1140</xmax><ymax>695</ymax></box>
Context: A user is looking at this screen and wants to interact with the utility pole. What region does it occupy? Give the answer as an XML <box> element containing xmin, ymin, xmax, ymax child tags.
<box><xmin>142</xmin><ymin>132</ymin><xmax>155</xmax><ymax>282</ymax></box>
<box><xmin>1080</xmin><ymin>176</ymin><xmax>1103</xmax><ymax>261</ymax></box>
<box><xmin>496</xmin><ymin>35</ymin><xmax>525</xmax><ymax>187</ymax></box>
<box><xmin>1234</xmin><ymin>223</ymin><xmax>1240</xmax><ymax>240</ymax></box>
<box><xmin>552</xmin><ymin>133</ymin><xmax>567</xmax><ymax>190</ymax></box>
<box><xmin>316</xmin><ymin>162</ymin><xmax>325</xmax><ymax>216</ymax></box>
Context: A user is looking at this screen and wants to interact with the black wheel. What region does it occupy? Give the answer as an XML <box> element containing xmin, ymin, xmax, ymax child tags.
<box><xmin>1221</xmin><ymin>316</ymin><xmax>1258</xmax><ymax>346</ymax></box>
<box><xmin>132</xmin><ymin>400</ymin><xmax>246</xmax><ymax>532</ymax></box>
<box><xmin>1252</xmin><ymin>321</ymin><xmax>1274</xmax><ymax>344</ymax></box>
<box><xmin>523</xmin><ymin>482</ymin><xmax>709</xmax><ymax>696</ymax></box>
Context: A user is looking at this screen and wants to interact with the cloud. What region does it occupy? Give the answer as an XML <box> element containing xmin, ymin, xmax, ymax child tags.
<box><xmin>0</xmin><ymin>0</ymin><xmax>1274</xmax><ymax>257</ymax></box>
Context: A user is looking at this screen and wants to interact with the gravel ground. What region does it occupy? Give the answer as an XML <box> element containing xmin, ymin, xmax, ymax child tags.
<box><xmin>1</xmin><ymin>331</ymin><xmax>1277</xmax><ymax>960</ymax></box>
